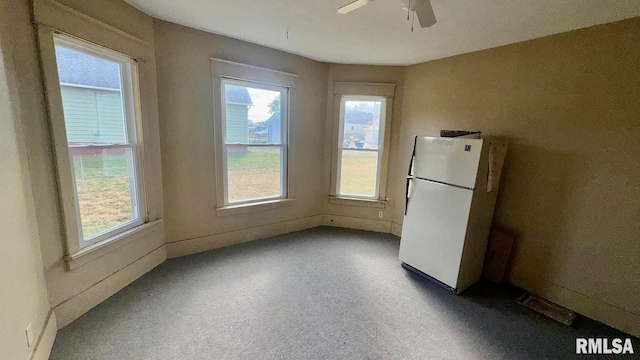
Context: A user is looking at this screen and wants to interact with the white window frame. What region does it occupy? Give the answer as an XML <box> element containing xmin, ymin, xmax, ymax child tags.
<box><xmin>220</xmin><ymin>78</ymin><xmax>289</xmax><ymax>206</ymax></box>
<box><xmin>54</xmin><ymin>35</ymin><xmax>145</xmax><ymax>247</ymax></box>
<box><xmin>336</xmin><ymin>95</ymin><xmax>387</xmax><ymax>199</ymax></box>
<box><xmin>211</xmin><ymin>58</ymin><xmax>297</xmax><ymax>216</ymax></box>
<box><xmin>330</xmin><ymin>82</ymin><xmax>395</xmax><ymax>204</ymax></box>
<box><xmin>38</xmin><ymin>32</ymin><xmax>148</xmax><ymax>255</ymax></box>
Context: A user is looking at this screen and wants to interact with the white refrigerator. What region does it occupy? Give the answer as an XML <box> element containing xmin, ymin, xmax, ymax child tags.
<box><xmin>399</xmin><ymin>136</ymin><xmax>507</xmax><ymax>294</ymax></box>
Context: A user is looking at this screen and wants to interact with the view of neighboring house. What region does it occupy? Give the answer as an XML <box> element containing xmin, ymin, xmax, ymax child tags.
<box><xmin>343</xmin><ymin>108</ymin><xmax>379</xmax><ymax>148</ymax></box>
<box><xmin>55</xmin><ymin>46</ymin><xmax>126</xmax><ymax>145</ymax></box>
<box><xmin>364</xmin><ymin>123</ymin><xmax>379</xmax><ymax>146</ymax></box>
<box><xmin>343</xmin><ymin>109</ymin><xmax>372</xmax><ymax>143</ymax></box>
<box><xmin>225</xmin><ymin>85</ymin><xmax>253</xmax><ymax>144</ymax></box>
<box><xmin>263</xmin><ymin>113</ymin><xmax>281</xmax><ymax>144</ymax></box>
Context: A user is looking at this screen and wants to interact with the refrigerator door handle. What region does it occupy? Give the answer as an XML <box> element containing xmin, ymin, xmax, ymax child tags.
<box><xmin>405</xmin><ymin>177</ymin><xmax>411</xmax><ymax>215</ymax></box>
<box><xmin>405</xmin><ymin>136</ymin><xmax>417</xmax><ymax>215</ymax></box>
<box><xmin>404</xmin><ymin>135</ymin><xmax>418</xmax><ymax>215</ymax></box>
<box><xmin>408</xmin><ymin>135</ymin><xmax>417</xmax><ymax>177</ymax></box>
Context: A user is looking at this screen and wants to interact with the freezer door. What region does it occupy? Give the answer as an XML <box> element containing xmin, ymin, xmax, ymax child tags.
<box><xmin>399</xmin><ymin>178</ymin><xmax>473</xmax><ymax>289</ymax></box>
<box><xmin>412</xmin><ymin>137</ymin><xmax>483</xmax><ymax>189</ymax></box>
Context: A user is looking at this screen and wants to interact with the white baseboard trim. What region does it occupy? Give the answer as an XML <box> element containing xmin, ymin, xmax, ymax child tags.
<box><xmin>323</xmin><ymin>214</ymin><xmax>392</xmax><ymax>233</ymax></box>
<box><xmin>166</xmin><ymin>215</ymin><xmax>324</xmax><ymax>258</ymax></box>
<box><xmin>509</xmin><ymin>270</ymin><xmax>640</xmax><ymax>338</ymax></box>
<box><xmin>30</xmin><ymin>310</ymin><xmax>57</xmax><ymax>360</ymax></box>
<box><xmin>391</xmin><ymin>222</ymin><xmax>402</xmax><ymax>237</ymax></box>
<box><xmin>54</xmin><ymin>245</ymin><xmax>166</xmax><ymax>328</ymax></box>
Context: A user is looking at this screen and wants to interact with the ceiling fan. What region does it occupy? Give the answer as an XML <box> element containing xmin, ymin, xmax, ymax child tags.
<box><xmin>338</xmin><ymin>0</ymin><xmax>437</xmax><ymax>30</ymax></box>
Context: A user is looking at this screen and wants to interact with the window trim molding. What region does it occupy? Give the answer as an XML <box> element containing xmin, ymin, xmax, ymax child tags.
<box><xmin>210</xmin><ymin>58</ymin><xmax>297</xmax><ymax>87</ymax></box>
<box><xmin>330</xmin><ymin>82</ymin><xmax>396</xmax><ymax>203</ymax></box>
<box><xmin>53</xmin><ymin>35</ymin><xmax>147</xmax><ymax>247</ymax></box>
<box><xmin>328</xmin><ymin>196</ymin><xmax>386</xmax><ymax>209</ymax></box>
<box><xmin>34</xmin><ymin>4</ymin><xmax>158</xmax><ymax>261</ymax></box>
<box><xmin>216</xmin><ymin>198</ymin><xmax>295</xmax><ymax>217</ymax></box>
<box><xmin>219</xmin><ymin>78</ymin><xmax>289</xmax><ymax>206</ymax></box>
<box><xmin>63</xmin><ymin>219</ymin><xmax>163</xmax><ymax>271</ymax></box>
<box><xmin>334</xmin><ymin>82</ymin><xmax>396</xmax><ymax>97</ymax></box>
<box><xmin>335</xmin><ymin>94</ymin><xmax>387</xmax><ymax>200</ymax></box>
<box><xmin>210</xmin><ymin>58</ymin><xmax>297</xmax><ymax>213</ymax></box>
<box><xmin>33</xmin><ymin>0</ymin><xmax>147</xmax><ymax>59</ymax></box>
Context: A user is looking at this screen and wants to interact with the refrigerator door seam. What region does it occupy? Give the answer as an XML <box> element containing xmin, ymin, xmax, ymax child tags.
<box><xmin>411</xmin><ymin>176</ymin><xmax>475</xmax><ymax>191</ymax></box>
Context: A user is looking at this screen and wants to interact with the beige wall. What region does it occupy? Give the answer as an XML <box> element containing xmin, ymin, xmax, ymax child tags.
<box><xmin>397</xmin><ymin>18</ymin><xmax>640</xmax><ymax>335</ymax></box>
<box><xmin>154</xmin><ymin>20</ymin><xmax>329</xmax><ymax>255</ymax></box>
<box><xmin>322</xmin><ymin>64</ymin><xmax>405</xmax><ymax>231</ymax></box>
<box><xmin>0</xmin><ymin>1</ymin><xmax>52</xmax><ymax>358</ymax></box>
<box><xmin>3</xmin><ymin>0</ymin><xmax>638</xmax><ymax>344</ymax></box>
<box><xmin>27</xmin><ymin>0</ymin><xmax>166</xmax><ymax>328</ymax></box>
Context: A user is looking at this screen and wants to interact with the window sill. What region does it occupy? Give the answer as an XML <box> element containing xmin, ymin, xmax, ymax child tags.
<box><xmin>216</xmin><ymin>198</ymin><xmax>295</xmax><ymax>217</ymax></box>
<box><xmin>328</xmin><ymin>196</ymin><xmax>387</xmax><ymax>208</ymax></box>
<box><xmin>63</xmin><ymin>219</ymin><xmax>163</xmax><ymax>271</ymax></box>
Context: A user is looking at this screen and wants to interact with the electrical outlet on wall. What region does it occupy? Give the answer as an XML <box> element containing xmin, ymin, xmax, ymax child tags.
<box><xmin>25</xmin><ymin>323</ymin><xmax>34</xmax><ymax>348</ymax></box>
<box><xmin>378</xmin><ymin>211</ymin><xmax>384</xmax><ymax>219</ymax></box>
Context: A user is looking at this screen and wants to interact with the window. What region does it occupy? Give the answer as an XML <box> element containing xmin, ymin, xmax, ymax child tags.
<box><xmin>52</xmin><ymin>35</ymin><xmax>144</xmax><ymax>247</ymax></box>
<box><xmin>221</xmin><ymin>79</ymin><xmax>288</xmax><ymax>204</ymax></box>
<box><xmin>210</xmin><ymin>58</ymin><xmax>297</xmax><ymax>214</ymax></box>
<box><xmin>337</xmin><ymin>96</ymin><xmax>386</xmax><ymax>198</ymax></box>
<box><xmin>330</xmin><ymin>83</ymin><xmax>395</xmax><ymax>204</ymax></box>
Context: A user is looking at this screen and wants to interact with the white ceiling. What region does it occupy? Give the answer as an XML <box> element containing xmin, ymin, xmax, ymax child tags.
<box><xmin>124</xmin><ymin>0</ymin><xmax>640</xmax><ymax>66</ymax></box>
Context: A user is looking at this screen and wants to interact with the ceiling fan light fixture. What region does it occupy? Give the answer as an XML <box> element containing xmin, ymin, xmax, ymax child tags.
<box><xmin>338</xmin><ymin>0</ymin><xmax>436</xmax><ymax>29</ymax></box>
<box><xmin>401</xmin><ymin>0</ymin><xmax>419</xmax><ymax>12</ymax></box>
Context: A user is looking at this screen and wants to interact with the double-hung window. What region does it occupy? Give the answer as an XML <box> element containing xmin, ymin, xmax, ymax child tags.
<box><xmin>221</xmin><ymin>79</ymin><xmax>288</xmax><ymax>204</ymax></box>
<box><xmin>331</xmin><ymin>83</ymin><xmax>395</xmax><ymax>204</ymax></box>
<box><xmin>51</xmin><ymin>35</ymin><xmax>145</xmax><ymax>248</ymax></box>
<box><xmin>211</xmin><ymin>58</ymin><xmax>297</xmax><ymax>214</ymax></box>
<box><xmin>336</xmin><ymin>96</ymin><xmax>387</xmax><ymax>198</ymax></box>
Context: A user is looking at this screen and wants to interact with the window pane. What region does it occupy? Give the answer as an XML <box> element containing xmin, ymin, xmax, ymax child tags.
<box><xmin>342</xmin><ymin>100</ymin><xmax>383</xmax><ymax>150</ymax></box>
<box><xmin>70</xmin><ymin>148</ymin><xmax>139</xmax><ymax>239</ymax></box>
<box><xmin>54</xmin><ymin>38</ymin><xmax>142</xmax><ymax>244</ymax></box>
<box><xmin>227</xmin><ymin>146</ymin><xmax>282</xmax><ymax>203</ymax></box>
<box><xmin>224</xmin><ymin>83</ymin><xmax>282</xmax><ymax>145</ymax></box>
<box><xmin>55</xmin><ymin>45</ymin><xmax>128</xmax><ymax>145</ymax></box>
<box><xmin>340</xmin><ymin>150</ymin><xmax>378</xmax><ymax>197</ymax></box>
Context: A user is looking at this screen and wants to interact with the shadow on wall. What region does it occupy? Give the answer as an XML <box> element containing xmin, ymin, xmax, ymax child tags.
<box><xmin>492</xmin><ymin>142</ymin><xmax>578</xmax><ymax>292</ymax></box>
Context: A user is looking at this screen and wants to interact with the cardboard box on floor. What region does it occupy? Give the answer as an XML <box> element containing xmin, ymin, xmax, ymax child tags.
<box><xmin>483</xmin><ymin>228</ymin><xmax>514</xmax><ymax>284</ymax></box>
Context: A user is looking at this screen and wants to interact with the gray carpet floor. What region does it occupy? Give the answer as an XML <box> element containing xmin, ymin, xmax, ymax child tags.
<box><xmin>51</xmin><ymin>227</ymin><xmax>638</xmax><ymax>359</ymax></box>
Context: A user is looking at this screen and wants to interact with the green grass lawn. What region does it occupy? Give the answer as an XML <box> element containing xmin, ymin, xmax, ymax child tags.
<box><xmin>227</xmin><ymin>147</ymin><xmax>282</xmax><ymax>202</ymax></box>
<box><xmin>72</xmin><ymin>152</ymin><xmax>134</xmax><ymax>238</ymax></box>
<box><xmin>71</xmin><ymin>148</ymin><xmax>378</xmax><ymax>237</ymax></box>
<box><xmin>339</xmin><ymin>151</ymin><xmax>378</xmax><ymax>196</ymax></box>
<box><xmin>227</xmin><ymin>147</ymin><xmax>378</xmax><ymax>200</ymax></box>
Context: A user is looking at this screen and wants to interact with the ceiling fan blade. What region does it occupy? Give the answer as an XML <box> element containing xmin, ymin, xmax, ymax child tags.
<box><xmin>337</xmin><ymin>0</ymin><xmax>375</xmax><ymax>14</ymax></box>
<box><xmin>415</xmin><ymin>0</ymin><xmax>437</xmax><ymax>28</ymax></box>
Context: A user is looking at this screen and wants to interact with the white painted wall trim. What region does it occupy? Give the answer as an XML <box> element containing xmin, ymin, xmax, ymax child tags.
<box><xmin>210</xmin><ymin>60</ymin><xmax>298</xmax><ymax>213</ymax></box>
<box><xmin>329</xmin><ymin>83</ymin><xmax>395</xmax><ymax>202</ymax></box>
<box><xmin>33</xmin><ymin>0</ymin><xmax>148</xmax><ymax>59</ymax></box>
<box><xmin>167</xmin><ymin>214</ymin><xmax>400</xmax><ymax>260</ymax></box>
<box><xmin>334</xmin><ymin>82</ymin><xmax>396</xmax><ymax>97</ymax></box>
<box><xmin>210</xmin><ymin>58</ymin><xmax>297</xmax><ymax>87</ymax></box>
<box><xmin>30</xmin><ymin>311</ymin><xmax>57</xmax><ymax>360</ymax></box>
<box><xmin>328</xmin><ymin>196</ymin><xmax>387</xmax><ymax>209</ymax></box>
<box><xmin>166</xmin><ymin>215</ymin><xmax>323</xmax><ymax>258</ymax></box>
<box><xmin>216</xmin><ymin>198</ymin><xmax>295</xmax><ymax>217</ymax></box>
<box><xmin>323</xmin><ymin>214</ymin><xmax>393</xmax><ymax>234</ymax></box>
<box><xmin>54</xmin><ymin>245</ymin><xmax>166</xmax><ymax>328</ymax></box>
<box><xmin>64</xmin><ymin>220</ymin><xmax>164</xmax><ymax>270</ymax></box>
